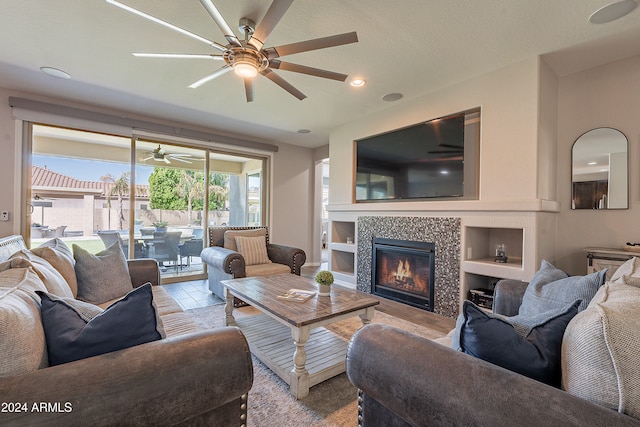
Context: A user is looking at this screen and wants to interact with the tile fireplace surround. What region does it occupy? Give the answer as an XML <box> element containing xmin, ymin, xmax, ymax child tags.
<box><xmin>357</xmin><ymin>216</ymin><xmax>461</xmax><ymax>318</ymax></box>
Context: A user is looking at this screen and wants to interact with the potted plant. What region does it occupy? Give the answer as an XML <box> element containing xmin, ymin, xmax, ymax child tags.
<box><xmin>152</xmin><ymin>220</ymin><xmax>169</xmax><ymax>234</ymax></box>
<box><xmin>315</xmin><ymin>270</ymin><xmax>334</xmax><ymax>296</ymax></box>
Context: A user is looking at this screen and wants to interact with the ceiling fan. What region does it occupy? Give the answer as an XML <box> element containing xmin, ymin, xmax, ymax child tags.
<box><xmin>143</xmin><ymin>145</ymin><xmax>194</xmax><ymax>164</ymax></box>
<box><xmin>107</xmin><ymin>0</ymin><xmax>358</xmax><ymax>102</ymax></box>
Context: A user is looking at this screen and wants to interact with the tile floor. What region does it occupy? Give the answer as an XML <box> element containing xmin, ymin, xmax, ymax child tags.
<box><xmin>160</xmin><ymin>264</ymin><xmax>326</xmax><ymax>310</ymax></box>
<box><xmin>161</xmin><ymin>279</ymin><xmax>222</xmax><ymax>310</ymax></box>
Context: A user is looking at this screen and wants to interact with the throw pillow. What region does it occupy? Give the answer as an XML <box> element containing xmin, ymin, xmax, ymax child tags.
<box><xmin>235</xmin><ymin>235</ymin><xmax>271</xmax><ymax>266</ymax></box>
<box><xmin>0</xmin><ymin>268</ymin><xmax>49</xmax><ymax>376</ymax></box>
<box><xmin>37</xmin><ymin>283</ymin><xmax>166</xmax><ymax>366</ymax></box>
<box><xmin>610</xmin><ymin>257</ymin><xmax>640</xmax><ymax>284</ymax></box>
<box><xmin>9</xmin><ymin>250</ymin><xmax>74</xmax><ymax>298</ymax></box>
<box><xmin>73</xmin><ymin>243</ymin><xmax>133</xmax><ymax>305</ymax></box>
<box><xmin>32</xmin><ymin>239</ymin><xmax>78</xmax><ymax>297</ymax></box>
<box><xmin>562</xmin><ymin>282</ymin><xmax>640</xmax><ymax>418</ymax></box>
<box><xmin>519</xmin><ymin>260</ymin><xmax>605</xmax><ymax>316</ymax></box>
<box><xmin>223</xmin><ymin>228</ymin><xmax>267</xmax><ymax>252</ymax></box>
<box><xmin>39</xmin><ymin>292</ymin><xmax>104</xmax><ymax>322</ymax></box>
<box><xmin>459</xmin><ymin>300</ymin><xmax>580</xmax><ymax>387</ymax></box>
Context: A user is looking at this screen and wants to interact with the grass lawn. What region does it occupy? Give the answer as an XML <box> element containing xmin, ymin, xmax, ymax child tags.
<box><xmin>31</xmin><ymin>238</ymin><xmax>105</xmax><ymax>254</ymax></box>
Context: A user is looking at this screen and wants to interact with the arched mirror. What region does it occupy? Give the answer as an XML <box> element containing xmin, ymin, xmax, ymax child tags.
<box><xmin>572</xmin><ymin>128</ymin><xmax>628</xmax><ymax>209</ymax></box>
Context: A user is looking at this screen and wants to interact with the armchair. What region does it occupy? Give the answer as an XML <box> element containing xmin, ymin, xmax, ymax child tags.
<box><xmin>201</xmin><ymin>226</ymin><xmax>306</xmax><ymax>306</ymax></box>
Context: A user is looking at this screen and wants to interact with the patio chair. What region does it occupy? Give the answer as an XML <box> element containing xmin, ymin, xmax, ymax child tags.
<box><xmin>97</xmin><ymin>230</ymin><xmax>146</xmax><ymax>258</ymax></box>
<box><xmin>152</xmin><ymin>231</ymin><xmax>182</xmax><ymax>271</ymax></box>
<box><xmin>179</xmin><ymin>238</ymin><xmax>203</xmax><ymax>269</ymax></box>
<box><xmin>97</xmin><ymin>230</ymin><xmax>125</xmax><ymax>254</ymax></box>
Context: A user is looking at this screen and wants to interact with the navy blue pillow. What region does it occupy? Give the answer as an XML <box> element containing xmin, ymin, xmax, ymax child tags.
<box><xmin>459</xmin><ymin>299</ymin><xmax>580</xmax><ymax>387</ymax></box>
<box><xmin>37</xmin><ymin>283</ymin><xmax>165</xmax><ymax>366</ymax></box>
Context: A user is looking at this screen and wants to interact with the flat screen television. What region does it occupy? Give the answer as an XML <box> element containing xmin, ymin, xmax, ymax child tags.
<box><xmin>355</xmin><ymin>108</ymin><xmax>480</xmax><ymax>202</ymax></box>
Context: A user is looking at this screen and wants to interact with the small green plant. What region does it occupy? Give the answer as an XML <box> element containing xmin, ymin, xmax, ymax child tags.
<box><xmin>152</xmin><ymin>220</ymin><xmax>169</xmax><ymax>228</ymax></box>
<box><xmin>315</xmin><ymin>270</ymin><xmax>334</xmax><ymax>286</ymax></box>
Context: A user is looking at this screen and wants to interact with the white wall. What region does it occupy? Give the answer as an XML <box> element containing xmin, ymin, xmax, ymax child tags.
<box><xmin>0</xmin><ymin>87</ymin><xmax>317</xmax><ymax>260</ymax></box>
<box><xmin>555</xmin><ymin>54</ymin><xmax>640</xmax><ymax>274</ymax></box>
<box><xmin>329</xmin><ymin>57</ymin><xmax>549</xmax><ymax>207</ymax></box>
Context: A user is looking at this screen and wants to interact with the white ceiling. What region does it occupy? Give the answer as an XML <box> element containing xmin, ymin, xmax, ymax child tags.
<box><xmin>1</xmin><ymin>0</ymin><xmax>640</xmax><ymax>149</ymax></box>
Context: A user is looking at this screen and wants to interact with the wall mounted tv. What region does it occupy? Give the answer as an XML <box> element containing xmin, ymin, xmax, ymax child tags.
<box><xmin>355</xmin><ymin>108</ymin><xmax>480</xmax><ymax>202</ymax></box>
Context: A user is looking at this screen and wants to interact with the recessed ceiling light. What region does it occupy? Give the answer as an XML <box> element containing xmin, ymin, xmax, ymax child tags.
<box><xmin>40</xmin><ymin>67</ymin><xmax>71</xmax><ymax>79</ymax></box>
<box><xmin>382</xmin><ymin>93</ymin><xmax>403</xmax><ymax>102</ymax></box>
<box><xmin>297</xmin><ymin>129</ymin><xmax>311</xmax><ymax>134</ymax></box>
<box><xmin>350</xmin><ymin>79</ymin><xmax>366</xmax><ymax>87</ymax></box>
<box><xmin>588</xmin><ymin>161</ymin><xmax>598</xmax><ymax>165</ymax></box>
<box><xmin>589</xmin><ymin>0</ymin><xmax>638</xmax><ymax>24</ymax></box>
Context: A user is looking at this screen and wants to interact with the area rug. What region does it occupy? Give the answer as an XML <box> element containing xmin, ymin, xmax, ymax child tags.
<box><xmin>186</xmin><ymin>303</ymin><xmax>447</xmax><ymax>427</ymax></box>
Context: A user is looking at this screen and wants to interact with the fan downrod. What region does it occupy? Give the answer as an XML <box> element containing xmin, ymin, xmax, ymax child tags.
<box><xmin>238</xmin><ymin>18</ymin><xmax>256</xmax><ymax>38</ymax></box>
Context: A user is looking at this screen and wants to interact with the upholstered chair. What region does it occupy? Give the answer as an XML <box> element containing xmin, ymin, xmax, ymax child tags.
<box><xmin>201</xmin><ymin>226</ymin><xmax>306</xmax><ymax>306</ymax></box>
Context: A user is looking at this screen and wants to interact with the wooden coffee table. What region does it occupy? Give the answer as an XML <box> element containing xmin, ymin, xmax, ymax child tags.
<box><xmin>222</xmin><ymin>274</ymin><xmax>379</xmax><ymax>399</ymax></box>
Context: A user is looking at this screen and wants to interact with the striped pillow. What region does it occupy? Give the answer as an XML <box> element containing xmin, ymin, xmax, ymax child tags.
<box><xmin>235</xmin><ymin>236</ymin><xmax>271</xmax><ymax>266</ymax></box>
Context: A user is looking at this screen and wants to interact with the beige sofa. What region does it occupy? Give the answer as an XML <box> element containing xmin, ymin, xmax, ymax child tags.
<box><xmin>0</xmin><ymin>235</ymin><xmax>253</xmax><ymax>426</ymax></box>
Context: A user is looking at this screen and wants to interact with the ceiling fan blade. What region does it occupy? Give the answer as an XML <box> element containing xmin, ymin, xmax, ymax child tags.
<box><xmin>244</xmin><ymin>79</ymin><xmax>255</xmax><ymax>103</ymax></box>
<box><xmin>264</xmin><ymin>31</ymin><xmax>358</xmax><ymax>59</ymax></box>
<box><xmin>269</xmin><ymin>60</ymin><xmax>348</xmax><ymax>82</ymax></box>
<box><xmin>248</xmin><ymin>0</ymin><xmax>294</xmax><ymax>51</ymax></box>
<box><xmin>142</xmin><ymin>156</ymin><xmax>153</xmax><ymax>161</ymax></box>
<box><xmin>163</xmin><ymin>158</ymin><xmax>171</xmax><ymax>164</ymax></box>
<box><xmin>106</xmin><ymin>0</ymin><xmax>226</xmax><ymax>52</ymax></box>
<box><xmin>169</xmin><ymin>157</ymin><xmax>193</xmax><ymax>164</ymax></box>
<box><xmin>198</xmin><ymin>0</ymin><xmax>241</xmax><ymax>47</ymax></box>
<box><xmin>260</xmin><ymin>69</ymin><xmax>306</xmax><ymax>100</ymax></box>
<box><xmin>132</xmin><ymin>53</ymin><xmax>224</xmax><ymax>60</ymax></box>
<box><xmin>189</xmin><ymin>65</ymin><xmax>232</xmax><ymax>88</ymax></box>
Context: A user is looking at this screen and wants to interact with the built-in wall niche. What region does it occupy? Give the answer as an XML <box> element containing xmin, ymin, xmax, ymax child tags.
<box><xmin>465</xmin><ymin>227</ymin><xmax>523</xmax><ymax>267</ymax></box>
<box><xmin>331</xmin><ymin>221</ymin><xmax>355</xmax><ymax>244</ymax></box>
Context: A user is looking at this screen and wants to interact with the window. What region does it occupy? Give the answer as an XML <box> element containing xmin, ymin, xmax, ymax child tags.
<box><xmin>27</xmin><ymin>124</ymin><xmax>268</xmax><ymax>282</ymax></box>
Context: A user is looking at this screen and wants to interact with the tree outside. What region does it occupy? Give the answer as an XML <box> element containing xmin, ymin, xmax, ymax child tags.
<box><xmin>101</xmin><ymin>172</ymin><xmax>130</xmax><ymax>230</ymax></box>
<box><xmin>149</xmin><ymin>168</ymin><xmax>229</xmax><ymax>223</ymax></box>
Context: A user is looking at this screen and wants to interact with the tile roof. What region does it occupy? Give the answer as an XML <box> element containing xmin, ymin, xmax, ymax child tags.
<box><xmin>32</xmin><ymin>165</ymin><xmax>149</xmax><ymax>198</ymax></box>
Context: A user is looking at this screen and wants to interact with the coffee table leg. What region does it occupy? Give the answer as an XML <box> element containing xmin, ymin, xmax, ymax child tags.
<box><xmin>290</xmin><ymin>326</ymin><xmax>310</xmax><ymax>399</ymax></box>
<box><xmin>359</xmin><ymin>306</ymin><xmax>375</xmax><ymax>326</ymax></box>
<box><xmin>224</xmin><ymin>288</ymin><xmax>236</xmax><ymax>326</ymax></box>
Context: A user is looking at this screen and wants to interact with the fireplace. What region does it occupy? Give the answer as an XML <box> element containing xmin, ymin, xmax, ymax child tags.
<box><xmin>371</xmin><ymin>237</ymin><xmax>435</xmax><ymax>311</ymax></box>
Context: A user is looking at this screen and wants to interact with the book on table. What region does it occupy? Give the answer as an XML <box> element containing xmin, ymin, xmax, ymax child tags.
<box><xmin>277</xmin><ymin>289</ymin><xmax>316</xmax><ymax>302</ymax></box>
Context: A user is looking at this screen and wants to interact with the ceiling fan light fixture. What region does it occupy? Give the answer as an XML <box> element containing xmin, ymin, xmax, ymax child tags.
<box><xmin>234</xmin><ymin>61</ymin><xmax>259</xmax><ymax>78</ymax></box>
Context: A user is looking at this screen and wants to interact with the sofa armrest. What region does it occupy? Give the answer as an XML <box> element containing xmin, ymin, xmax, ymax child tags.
<box><xmin>201</xmin><ymin>246</ymin><xmax>246</xmax><ymax>277</ymax></box>
<box><xmin>492</xmin><ymin>279</ymin><xmax>528</xmax><ymax>316</ymax></box>
<box><xmin>0</xmin><ymin>327</ymin><xmax>253</xmax><ymax>426</ymax></box>
<box><xmin>267</xmin><ymin>244</ymin><xmax>306</xmax><ymax>275</ymax></box>
<box><xmin>346</xmin><ymin>324</ymin><xmax>640</xmax><ymax>427</ymax></box>
<box><xmin>127</xmin><ymin>258</ymin><xmax>160</xmax><ymax>287</ymax></box>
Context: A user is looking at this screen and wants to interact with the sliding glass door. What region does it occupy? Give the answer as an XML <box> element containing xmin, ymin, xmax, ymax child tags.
<box><xmin>27</xmin><ymin>123</ymin><xmax>269</xmax><ymax>283</ymax></box>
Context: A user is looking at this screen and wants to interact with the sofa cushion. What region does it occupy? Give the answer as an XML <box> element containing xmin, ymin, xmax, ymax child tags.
<box><xmin>246</xmin><ymin>262</ymin><xmax>291</xmax><ymax>277</ymax></box>
<box><xmin>562</xmin><ymin>282</ymin><xmax>640</xmax><ymax>418</ymax></box>
<box><xmin>38</xmin><ymin>283</ymin><xmax>166</xmax><ymax>366</ymax></box>
<box><xmin>32</xmin><ymin>239</ymin><xmax>78</xmax><ymax>297</ymax></box>
<box><xmin>235</xmin><ymin>235</ymin><xmax>271</xmax><ymax>266</ymax></box>
<box><xmin>519</xmin><ymin>260</ymin><xmax>606</xmax><ymax>316</ymax></box>
<box><xmin>459</xmin><ymin>300</ymin><xmax>580</xmax><ymax>387</ymax></box>
<box><xmin>224</xmin><ymin>228</ymin><xmax>267</xmax><ymax>252</ymax></box>
<box><xmin>73</xmin><ymin>243</ymin><xmax>133</xmax><ymax>305</ymax></box>
<box><xmin>0</xmin><ymin>268</ymin><xmax>49</xmax><ymax>377</ymax></box>
<box><xmin>9</xmin><ymin>250</ymin><xmax>73</xmax><ymax>298</ymax></box>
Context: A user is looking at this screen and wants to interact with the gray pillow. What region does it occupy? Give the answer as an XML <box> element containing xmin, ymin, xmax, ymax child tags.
<box><xmin>73</xmin><ymin>243</ymin><xmax>133</xmax><ymax>305</ymax></box>
<box><xmin>519</xmin><ymin>260</ymin><xmax>605</xmax><ymax>317</ymax></box>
